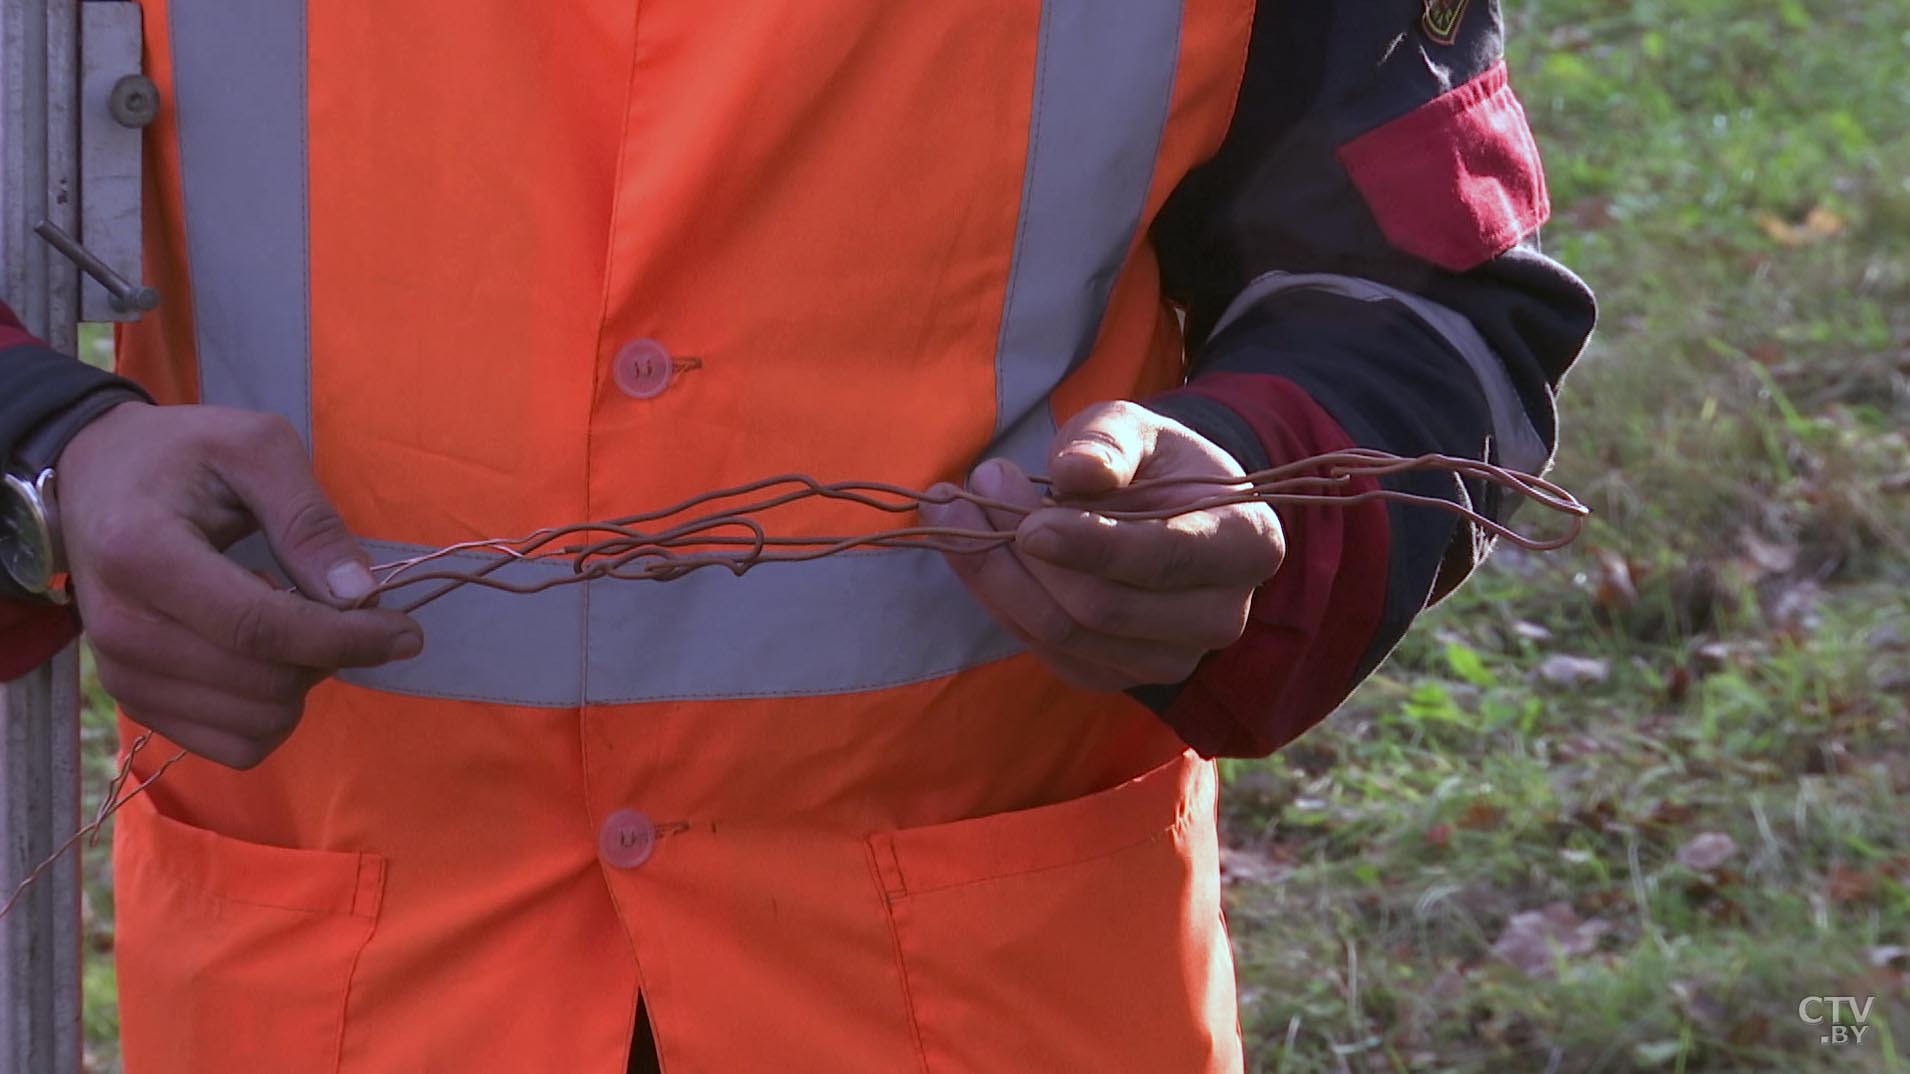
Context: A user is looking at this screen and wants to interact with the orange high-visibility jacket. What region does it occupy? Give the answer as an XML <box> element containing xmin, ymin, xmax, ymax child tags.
<box><xmin>114</xmin><ymin>3</ymin><xmax>1249</xmax><ymax>1071</ymax></box>
<box><xmin>104</xmin><ymin>1</ymin><xmax>1587</xmax><ymax>1071</ymax></box>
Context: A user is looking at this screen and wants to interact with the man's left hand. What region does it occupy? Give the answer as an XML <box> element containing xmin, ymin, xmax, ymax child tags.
<box><xmin>920</xmin><ymin>400</ymin><xmax>1285</xmax><ymax>691</ymax></box>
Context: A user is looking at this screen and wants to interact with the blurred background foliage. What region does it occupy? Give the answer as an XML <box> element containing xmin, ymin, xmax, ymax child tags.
<box><xmin>1223</xmin><ymin>0</ymin><xmax>1910</xmax><ymax>1070</ymax></box>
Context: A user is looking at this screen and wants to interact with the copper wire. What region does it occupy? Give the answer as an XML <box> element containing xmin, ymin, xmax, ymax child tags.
<box><xmin>0</xmin><ymin>448</ymin><xmax>1584</xmax><ymax>921</ymax></box>
<box><xmin>358</xmin><ymin>449</ymin><xmax>1587</xmax><ymax>613</ymax></box>
<box><xmin>0</xmin><ymin>733</ymin><xmax>186</xmax><ymax>923</ymax></box>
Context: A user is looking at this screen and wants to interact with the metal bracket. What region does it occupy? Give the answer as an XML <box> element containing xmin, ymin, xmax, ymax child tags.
<box><xmin>63</xmin><ymin>0</ymin><xmax>155</xmax><ymax>321</ymax></box>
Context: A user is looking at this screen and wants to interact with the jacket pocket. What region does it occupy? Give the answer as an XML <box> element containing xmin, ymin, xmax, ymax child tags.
<box><xmin>113</xmin><ymin>790</ymin><xmax>385</xmax><ymax>1074</ymax></box>
<box><xmin>868</xmin><ymin>753</ymin><xmax>1241</xmax><ymax>1074</ymax></box>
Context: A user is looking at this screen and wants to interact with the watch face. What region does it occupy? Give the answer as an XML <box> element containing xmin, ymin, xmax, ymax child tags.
<box><xmin>1</xmin><ymin>473</ymin><xmax>54</xmax><ymax>593</ymax></box>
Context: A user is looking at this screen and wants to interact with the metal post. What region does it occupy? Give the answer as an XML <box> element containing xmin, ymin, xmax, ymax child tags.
<box><xmin>2</xmin><ymin>0</ymin><xmax>86</xmax><ymax>1071</ymax></box>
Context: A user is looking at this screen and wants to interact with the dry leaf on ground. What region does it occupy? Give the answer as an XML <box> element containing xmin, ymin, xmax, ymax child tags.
<box><xmin>1676</xmin><ymin>832</ymin><xmax>1739</xmax><ymax>872</ymax></box>
<box><xmin>1489</xmin><ymin>902</ymin><xmax>1611</xmax><ymax>978</ymax></box>
<box><xmin>1537</xmin><ymin>654</ymin><xmax>1610</xmax><ymax>687</ymax></box>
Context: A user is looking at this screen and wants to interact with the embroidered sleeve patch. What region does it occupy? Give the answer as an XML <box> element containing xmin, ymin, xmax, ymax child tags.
<box><xmin>1422</xmin><ymin>0</ymin><xmax>1472</xmax><ymax>45</ymax></box>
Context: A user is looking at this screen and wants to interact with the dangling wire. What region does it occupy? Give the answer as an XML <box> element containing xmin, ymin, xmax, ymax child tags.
<box><xmin>0</xmin><ymin>733</ymin><xmax>186</xmax><ymax>922</ymax></box>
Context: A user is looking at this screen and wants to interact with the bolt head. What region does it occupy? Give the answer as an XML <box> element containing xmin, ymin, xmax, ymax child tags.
<box><xmin>108</xmin><ymin>75</ymin><xmax>161</xmax><ymax>128</ymax></box>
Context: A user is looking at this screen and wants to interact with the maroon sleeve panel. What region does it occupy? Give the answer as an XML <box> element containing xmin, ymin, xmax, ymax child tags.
<box><xmin>1138</xmin><ymin>372</ymin><xmax>1390</xmax><ymax>758</ymax></box>
<box><xmin>0</xmin><ymin>298</ymin><xmax>38</xmax><ymax>346</ymax></box>
<box><xmin>0</xmin><ymin>600</ymin><xmax>81</xmax><ymax>682</ymax></box>
<box><xmin>1335</xmin><ymin>61</ymin><xmax>1549</xmax><ymax>273</ymax></box>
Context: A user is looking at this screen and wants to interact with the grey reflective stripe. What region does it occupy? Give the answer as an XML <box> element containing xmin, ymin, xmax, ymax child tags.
<box><xmin>1210</xmin><ymin>271</ymin><xmax>1550</xmax><ymax>474</ymax></box>
<box><xmin>173</xmin><ymin>2</ymin><xmax>1182</xmax><ymax>705</ymax></box>
<box><xmin>988</xmin><ymin>0</ymin><xmax>1185</xmax><ymax>473</ymax></box>
<box><xmin>170</xmin><ymin>0</ymin><xmax>310</xmax><ymax>440</ymax></box>
<box><xmin>338</xmin><ymin>542</ymin><xmax>1022</xmax><ymax>706</ymax></box>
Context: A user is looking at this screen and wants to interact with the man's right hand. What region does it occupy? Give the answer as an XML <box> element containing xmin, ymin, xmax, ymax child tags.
<box><xmin>57</xmin><ymin>402</ymin><xmax>422</xmax><ymax>769</ymax></box>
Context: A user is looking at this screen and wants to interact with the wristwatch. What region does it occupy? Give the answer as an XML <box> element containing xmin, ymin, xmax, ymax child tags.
<box><xmin>0</xmin><ymin>464</ymin><xmax>67</xmax><ymax>603</ymax></box>
<box><xmin>0</xmin><ymin>388</ymin><xmax>144</xmax><ymax>603</ymax></box>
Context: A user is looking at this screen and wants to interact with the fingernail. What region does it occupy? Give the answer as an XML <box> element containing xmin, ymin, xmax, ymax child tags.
<box><xmin>1065</xmin><ymin>443</ymin><xmax>1119</xmax><ymax>471</ymax></box>
<box><xmin>918</xmin><ymin>485</ymin><xmax>956</xmax><ymax>524</ymax></box>
<box><xmin>326</xmin><ymin>561</ymin><xmax>376</xmax><ymax>602</ymax></box>
<box><xmin>390</xmin><ymin>631</ymin><xmax>424</xmax><ymax>662</ymax></box>
<box><xmin>969</xmin><ymin>460</ymin><xmax>1006</xmax><ymax>497</ymax></box>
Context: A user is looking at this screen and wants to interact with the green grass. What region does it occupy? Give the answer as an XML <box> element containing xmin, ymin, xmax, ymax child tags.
<box><xmin>66</xmin><ymin>0</ymin><xmax>1910</xmax><ymax>1070</ymax></box>
<box><xmin>1222</xmin><ymin>0</ymin><xmax>1910</xmax><ymax>1070</ymax></box>
<box><xmin>77</xmin><ymin>648</ymin><xmax>124</xmax><ymax>1074</ymax></box>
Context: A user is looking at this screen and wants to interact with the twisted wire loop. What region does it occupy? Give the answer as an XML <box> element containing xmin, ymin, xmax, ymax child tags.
<box><xmin>0</xmin><ymin>448</ymin><xmax>1585</xmax><ymax>922</ymax></box>
<box><xmin>361</xmin><ymin>449</ymin><xmax>1589</xmax><ymax>614</ymax></box>
<box><xmin>0</xmin><ymin>733</ymin><xmax>187</xmax><ymax>923</ymax></box>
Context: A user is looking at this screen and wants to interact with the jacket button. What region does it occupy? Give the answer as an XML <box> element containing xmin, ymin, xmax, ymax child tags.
<box><xmin>599</xmin><ymin>808</ymin><xmax>656</xmax><ymax>869</ymax></box>
<box><xmin>612</xmin><ymin>338</ymin><xmax>674</xmax><ymax>399</ymax></box>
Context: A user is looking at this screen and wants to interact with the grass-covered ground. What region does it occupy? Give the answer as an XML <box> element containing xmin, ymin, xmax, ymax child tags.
<box><xmin>1222</xmin><ymin>0</ymin><xmax>1910</xmax><ymax>1070</ymax></box>
<box><xmin>67</xmin><ymin>0</ymin><xmax>1908</xmax><ymax>1070</ymax></box>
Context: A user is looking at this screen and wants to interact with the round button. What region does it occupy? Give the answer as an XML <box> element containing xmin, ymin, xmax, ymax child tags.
<box><xmin>598</xmin><ymin>808</ymin><xmax>656</xmax><ymax>869</ymax></box>
<box><xmin>613</xmin><ymin>339</ymin><xmax>673</xmax><ymax>399</ymax></box>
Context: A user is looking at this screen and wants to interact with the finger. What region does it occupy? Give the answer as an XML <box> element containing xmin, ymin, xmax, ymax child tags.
<box><xmin>86</xmin><ymin>599</ymin><xmax>326</xmax><ymax>704</ymax></box>
<box><xmin>99</xmin><ymin>663</ymin><xmax>301</xmax><ymax>768</ymax></box>
<box><xmin>1036</xmin><ymin>646</ymin><xmax>1200</xmax><ymax>693</ymax></box>
<box><xmin>928</xmin><ymin>483</ymin><xmax>1081</xmax><ymax>644</ymax></box>
<box><xmin>211</xmin><ymin>413</ymin><xmax>378</xmax><ymax>608</ymax></box>
<box><xmin>969</xmin><ymin>457</ymin><xmax>1046</xmax><ymax>529</ymax></box>
<box><xmin>1017</xmin><ymin>503</ymin><xmax>1283</xmax><ymax>590</ymax></box>
<box><xmin>1047</xmin><ymin>401</ymin><xmax>1153</xmax><ymax>499</ymax></box>
<box><xmin>1018</xmin><ymin>570</ymin><xmax>1253</xmax><ymax>649</ymax></box>
<box><xmin>958</xmin><ymin>563</ymin><xmax>1207</xmax><ymax>686</ymax></box>
<box><xmin>967</xmin><ymin>458</ymin><xmax>1246</xmax><ymax>644</ymax></box>
<box><xmin>918</xmin><ymin>459</ymin><xmax>1042</xmax><ymax>551</ymax></box>
<box><xmin>126</xmin><ymin>714</ymin><xmax>281</xmax><ymax>771</ymax></box>
<box><xmin>933</xmin><ymin>481</ymin><xmax>1211</xmax><ymax>679</ymax></box>
<box><xmin>915</xmin><ymin>482</ymin><xmax>1009</xmax><ymax>553</ymax></box>
<box><xmin>112</xmin><ymin>520</ymin><xmax>422</xmax><ymax>669</ymax></box>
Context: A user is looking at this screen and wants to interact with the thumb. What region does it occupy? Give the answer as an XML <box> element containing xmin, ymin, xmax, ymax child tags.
<box><xmin>1048</xmin><ymin>401</ymin><xmax>1151</xmax><ymax>499</ymax></box>
<box><xmin>216</xmin><ymin>425</ymin><xmax>376</xmax><ymax>609</ymax></box>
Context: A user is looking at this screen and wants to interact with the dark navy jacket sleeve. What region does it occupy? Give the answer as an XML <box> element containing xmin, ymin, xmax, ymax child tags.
<box><xmin>0</xmin><ymin>299</ymin><xmax>151</xmax><ymax>679</ymax></box>
<box><xmin>1135</xmin><ymin>0</ymin><xmax>1597</xmax><ymax>757</ymax></box>
<box><xmin>0</xmin><ymin>303</ymin><xmax>148</xmax><ymax>462</ymax></box>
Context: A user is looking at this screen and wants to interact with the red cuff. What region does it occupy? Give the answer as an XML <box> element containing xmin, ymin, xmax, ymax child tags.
<box><xmin>1165</xmin><ymin>373</ymin><xmax>1389</xmax><ymax>757</ymax></box>
<box><xmin>0</xmin><ymin>600</ymin><xmax>81</xmax><ymax>682</ymax></box>
<box><xmin>1336</xmin><ymin>61</ymin><xmax>1550</xmax><ymax>272</ymax></box>
<box><xmin>1</xmin><ymin>300</ymin><xmax>83</xmax><ymax>677</ymax></box>
<box><xmin>0</xmin><ymin>298</ymin><xmax>42</xmax><ymax>350</ymax></box>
